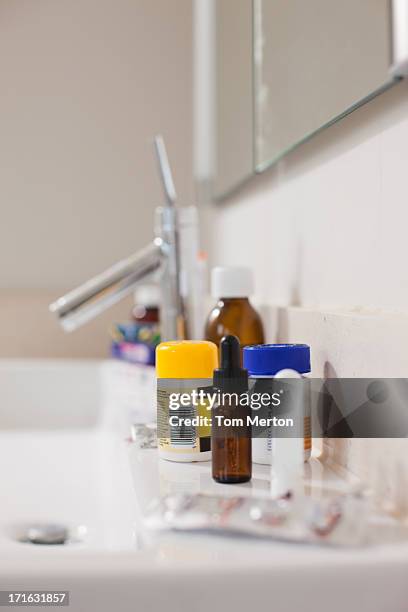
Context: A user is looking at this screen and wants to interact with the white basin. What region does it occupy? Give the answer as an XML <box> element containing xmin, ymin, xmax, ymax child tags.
<box><xmin>1</xmin><ymin>359</ymin><xmax>408</xmax><ymax>612</ymax></box>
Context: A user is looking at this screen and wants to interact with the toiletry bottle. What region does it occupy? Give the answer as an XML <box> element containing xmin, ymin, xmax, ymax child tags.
<box><xmin>156</xmin><ymin>340</ymin><xmax>218</xmax><ymax>462</ymax></box>
<box><xmin>243</xmin><ymin>344</ymin><xmax>311</xmax><ymax>465</ymax></box>
<box><xmin>132</xmin><ymin>284</ymin><xmax>160</xmax><ymax>324</ymax></box>
<box><xmin>270</xmin><ymin>392</ymin><xmax>304</xmax><ymax>499</ymax></box>
<box><xmin>205</xmin><ymin>267</ymin><xmax>265</xmax><ymax>348</ymax></box>
<box><xmin>212</xmin><ymin>335</ymin><xmax>251</xmax><ymax>483</ymax></box>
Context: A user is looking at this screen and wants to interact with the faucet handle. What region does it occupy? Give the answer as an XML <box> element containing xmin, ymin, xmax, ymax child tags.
<box><xmin>154</xmin><ymin>134</ymin><xmax>177</xmax><ymax>207</ymax></box>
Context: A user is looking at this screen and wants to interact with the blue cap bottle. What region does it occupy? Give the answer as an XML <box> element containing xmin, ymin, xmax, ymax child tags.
<box><xmin>242</xmin><ymin>343</ymin><xmax>311</xmax><ymax>465</ymax></box>
<box><xmin>243</xmin><ymin>343</ymin><xmax>310</xmax><ymax>376</ymax></box>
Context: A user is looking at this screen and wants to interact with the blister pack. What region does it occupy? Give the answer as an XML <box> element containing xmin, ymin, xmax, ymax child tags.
<box><xmin>144</xmin><ymin>491</ymin><xmax>370</xmax><ymax>547</ymax></box>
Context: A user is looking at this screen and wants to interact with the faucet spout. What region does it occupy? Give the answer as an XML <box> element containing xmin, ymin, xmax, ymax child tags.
<box><xmin>49</xmin><ymin>238</ymin><xmax>163</xmax><ymax>332</ymax></box>
<box><xmin>50</xmin><ymin>136</ymin><xmax>196</xmax><ymax>342</ymax></box>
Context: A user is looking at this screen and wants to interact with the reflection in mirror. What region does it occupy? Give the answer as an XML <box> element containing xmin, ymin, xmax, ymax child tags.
<box><xmin>254</xmin><ymin>0</ymin><xmax>396</xmax><ymax>171</ymax></box>
<box><xmin>194</xmin><ymin>0</ymin><xmax>403</xmax><ymax>201</ymax></box>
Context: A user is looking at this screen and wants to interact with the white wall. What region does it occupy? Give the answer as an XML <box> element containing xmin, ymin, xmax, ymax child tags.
<box><xmin>207</xmin><ymin>79</ymin><xmax>408</xmax><ymax>315</ymax></box>
<box><xmin>0</xmin><ymin>0</ymin><xmax>192</xmax><ymax>356</ymax></box>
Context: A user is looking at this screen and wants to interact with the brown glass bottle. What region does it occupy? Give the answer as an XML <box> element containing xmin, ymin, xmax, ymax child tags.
<box><xmin>205</xmin><ymin>267</ymin><xmax>264</xmax><ymax>348</ymax></box>
<box><xmin>132</xmin><ymin>304</ymin><xmax>159</xmax><ymax>324</ymax></box>
<box><xmin>212</xmin><ymin>418</ymin><xmax>252</xmax><ymax>483</ymax></box>
<box><xmin>132</xmin><ymin>285</ymin><xmax>160</xmax><ymax>324</ymax></box>
<box><xmin>205</xmin><ymin>297</ymin><xmax>264</xmax><ymax>348</ymax></box>
<box><xmin>212</xmin><ymin>335</ymin><xmax>251</xmax><ymax>484</ymax></box>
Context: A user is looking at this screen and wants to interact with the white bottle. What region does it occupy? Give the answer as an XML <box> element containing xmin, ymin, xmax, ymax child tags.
<box><xmin>270</xmin><ymin>416</ymin><xmax>304</xmax><ymax>498</ymax></box>
<box><xmin>242</xmin><ymin>344</ymin><xmax>312</xmax><ymax>465</ymax></box>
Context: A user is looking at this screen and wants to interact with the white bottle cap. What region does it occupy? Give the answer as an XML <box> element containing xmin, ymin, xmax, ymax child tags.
<box><xmin>134</xmin><ymin>284</ymin><xmax>161</xmax><ymax>307</ymax></box>
<box><xmin>211</xmin><ymin>266</ymin><xmax>254</xmax><ymax>299</ymax></box>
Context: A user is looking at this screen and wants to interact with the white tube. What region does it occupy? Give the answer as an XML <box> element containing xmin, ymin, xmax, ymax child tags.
<box><xmin>270</xmin><ymin>369</ymin><xmax>304</xmax><ymax>497</ymax></box>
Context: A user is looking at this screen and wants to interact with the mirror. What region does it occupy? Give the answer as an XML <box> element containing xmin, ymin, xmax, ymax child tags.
<box><xmin>194</xmin><ymin>0</ymin><xmax>403</xmax><ymax>200</ymax></box>
<box><xmin>254</xmin><ymin>0</ymin><xmax>395</xmax><ymax>171</ymax></box>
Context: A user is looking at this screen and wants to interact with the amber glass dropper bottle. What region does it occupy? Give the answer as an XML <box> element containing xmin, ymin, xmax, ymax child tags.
<box><xmin>212</xmin><ymin>335</ymin><xmax>251</xmax><ymax>484</ymax></box>
<box><xmin>205</xmin><ymin>267</ymin><xmax>264</xmax><ymax>349</ymax></box>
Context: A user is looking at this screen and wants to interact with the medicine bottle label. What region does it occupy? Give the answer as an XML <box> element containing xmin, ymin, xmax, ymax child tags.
<box><xmin>157</xmin><ymin>378</ymin><xmax>213</xmax><ymax>456</ymax></box>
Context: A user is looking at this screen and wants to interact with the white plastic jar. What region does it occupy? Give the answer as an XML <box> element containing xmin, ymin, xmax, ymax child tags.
<box><xmin>242</xmin><ymin>344</ymin><xmax>311</xmax><ymax>464</ymax></box>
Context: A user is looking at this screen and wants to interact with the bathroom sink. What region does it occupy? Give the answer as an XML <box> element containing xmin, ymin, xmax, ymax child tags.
<box><xmin>1</xmin><ymin>359</ymin><xmax>407</xmax><ymax>612</ymax></box>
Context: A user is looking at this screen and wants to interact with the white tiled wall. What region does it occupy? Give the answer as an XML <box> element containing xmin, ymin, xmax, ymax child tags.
<box><xmin>205</xmin><ymin>79</ymin><xmax>408</xmax><ymax>313</ymax></box>
<box><xmin>0</xmin><ymin>0</ymin><xmax>193</xmax><ymax>291</ymax></box>
<box><xmin>0</xmin><ymin>0</ymin><xmax>193</xmax><ymax>358</ymax></box>
<box><xmin>263</xmin><ymin>304</ymin><xmax>408</xmax><ymax>514</ymax></box>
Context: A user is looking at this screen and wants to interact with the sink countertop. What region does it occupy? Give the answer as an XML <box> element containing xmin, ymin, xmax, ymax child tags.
<box><xmin>1</xmin><ymin>359</ymin><xmax>408</xmax><ymax>612</ymax></box>
<box><xmin>128</xmin><ymin>445</ymin><xmax>408</xmax><ymax>565</ymax></box>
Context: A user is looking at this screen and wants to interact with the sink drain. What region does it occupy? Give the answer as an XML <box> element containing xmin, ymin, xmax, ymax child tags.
<box><xmin>24</xmin><ymin>524</ymin><xmax>69</xmax><ymax>545</ymax></box>
<box><xmin>10</xmin><ymin>522</ymin><xmax>87</xmax><ymax>545</ymax></box>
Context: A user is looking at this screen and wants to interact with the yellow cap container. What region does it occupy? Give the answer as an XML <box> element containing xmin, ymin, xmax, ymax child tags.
<box><xmin>156</xmin><ymin>340</ymin><xmax>218</xmax><ymax>379</ymax></box>
<box><xmin>156</xmin><ymin>340</ymin><xmax>218</xmax><ymax>462</ymax></box>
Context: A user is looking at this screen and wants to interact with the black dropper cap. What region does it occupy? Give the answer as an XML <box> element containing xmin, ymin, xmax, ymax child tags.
<box><xmin>213</xmin><ymin>335</ymin><xmax>248</xmax><ymax>393</ymax></box>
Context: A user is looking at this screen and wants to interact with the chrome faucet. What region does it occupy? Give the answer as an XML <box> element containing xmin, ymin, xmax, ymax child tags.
<box><xmin>49</xmin><ymin>136</ymin><xmax>192</xmax><ymax>341</ymax></box>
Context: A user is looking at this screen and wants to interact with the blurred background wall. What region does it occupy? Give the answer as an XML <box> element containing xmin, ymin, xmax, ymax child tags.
<box><xmin>0</xmin><ymin>0</ymin><xmax>193</xmax><ymax>357</ymax></box>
